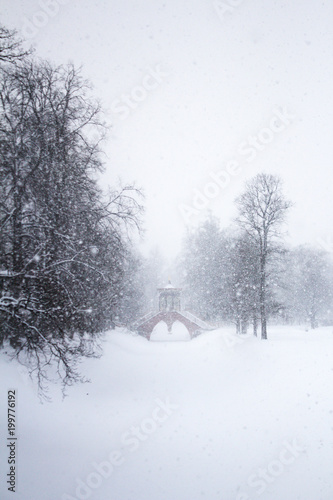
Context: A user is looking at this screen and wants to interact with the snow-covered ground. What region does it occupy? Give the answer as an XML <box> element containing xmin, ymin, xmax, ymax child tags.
<box><xmin>1</xmin><ymin>325</ymin><xmax>333</xmax><ymax>500</ymax></box>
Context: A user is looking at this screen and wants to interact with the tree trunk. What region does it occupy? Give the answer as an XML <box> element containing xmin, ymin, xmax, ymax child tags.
<box><xmin>310</xmin><ymin>311</ymin><xmax>317</xmax><ymax>329</ymax></box>
<box><xmin>260</xmin><ymin>250</ymin><xmax>267</xmax><ymax>340</ymax></box>
<box><xmin>241</xmin><ymin>319</ymin><xmax>248</xmax><ymax>335</ymax></box>
<box><xmin>253</xmin><ymin>312</ymin><xmax>258</xmax><ymax>337</ymax></box>
<box><xmin>310</xmin><ymin>297</ymin><xmax>317</xmax><ymax>329</ymax></box>
<box><xmin>261</xmin><ymin>312</ymin><xmax>267</xmax><ymax>339</ymax></box>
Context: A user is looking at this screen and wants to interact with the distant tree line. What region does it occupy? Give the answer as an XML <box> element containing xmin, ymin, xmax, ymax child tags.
<box><xmin>180</xmin><ymin>174</ymin><xmax>333</xmax><ymax>338</ymax></box>
<box><xmin>0</xmin><ymin>25</ymin><xmax>144</xmax><ymax>393</ymax></box>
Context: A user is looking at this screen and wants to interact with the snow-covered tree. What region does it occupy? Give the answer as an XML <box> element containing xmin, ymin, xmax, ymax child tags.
<box><xmin>0</xmin><ymin>57</ymin><xmax>143</xmax><ymax>393</ymax></box>
<box><xmin>235</xmin><ymin>174</ymin><xmax>292</xmax><ymax>339</ymax></box>
<box><xmin>281</xmin><ymin>247</ymin><xmax>333</xmax><ymax>328</ymax></box>
<box><xmin>116</xmin><ymin>247</ymin><xmax>146</xmax><ymax>326</ymax></box>
<box><xmin>225</xmin><ymin>233</ymin><xmax>260</xmax><ymax>335</ymax></box>
<box><xmin>180</xmin><ymin>215</ymin><xmax>229</xmax><ymax>322</ymax></box>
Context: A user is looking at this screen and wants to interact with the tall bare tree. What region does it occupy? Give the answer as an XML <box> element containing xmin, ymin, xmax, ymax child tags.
<box><xmin>235</xmin><ymin>174</ymin><xmax>292</xmax><ymax>339</ymax></box>
<box><xmin>0</xmin><ymin>60</ymin><xmax>143</xmax><ymax>395</ymax></box>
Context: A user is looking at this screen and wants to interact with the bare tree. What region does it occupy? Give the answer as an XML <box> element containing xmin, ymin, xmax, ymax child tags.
<box><xmin>0</xmin><ymin>25</ymin><xmax>31</xmax><ymax>64</ymax></box>
<box><xmin>0</xmin><ymin>60</ymin><xmax>143</xmax><ymax>396</ymax></box>
<box><xmin>235</xmin><ymin>174</ymin><xmax>292</xmax><ymax>339</ymax></box>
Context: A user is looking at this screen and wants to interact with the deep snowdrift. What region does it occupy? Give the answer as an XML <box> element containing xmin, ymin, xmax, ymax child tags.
<box><xmin>1</xmin><ymin>325</ymin><xmax>333</xmax><ymax>500</ymax></box>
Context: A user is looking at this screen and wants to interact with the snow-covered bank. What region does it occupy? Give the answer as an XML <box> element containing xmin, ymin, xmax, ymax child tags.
<box><xmin>1</xmin><ymin>326</ymin><xmax>333</xmax><ymax>500</ymax></box>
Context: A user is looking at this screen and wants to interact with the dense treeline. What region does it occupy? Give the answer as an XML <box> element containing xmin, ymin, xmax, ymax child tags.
<box><xmin>180</xmin><ymin>176</ymin><xmax>333</xmax><ymax>337</ymax></box>
<box><xmin>0</xmin><ymin>26</ymin><xmax>143</xmax><ymax>391</ymax></box>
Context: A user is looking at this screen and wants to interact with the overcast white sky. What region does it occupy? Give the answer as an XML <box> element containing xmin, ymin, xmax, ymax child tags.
<box><xmin>1</xmin><ymin>0</ymin><xmax>333</xmax><ymax>258</ymax></box>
